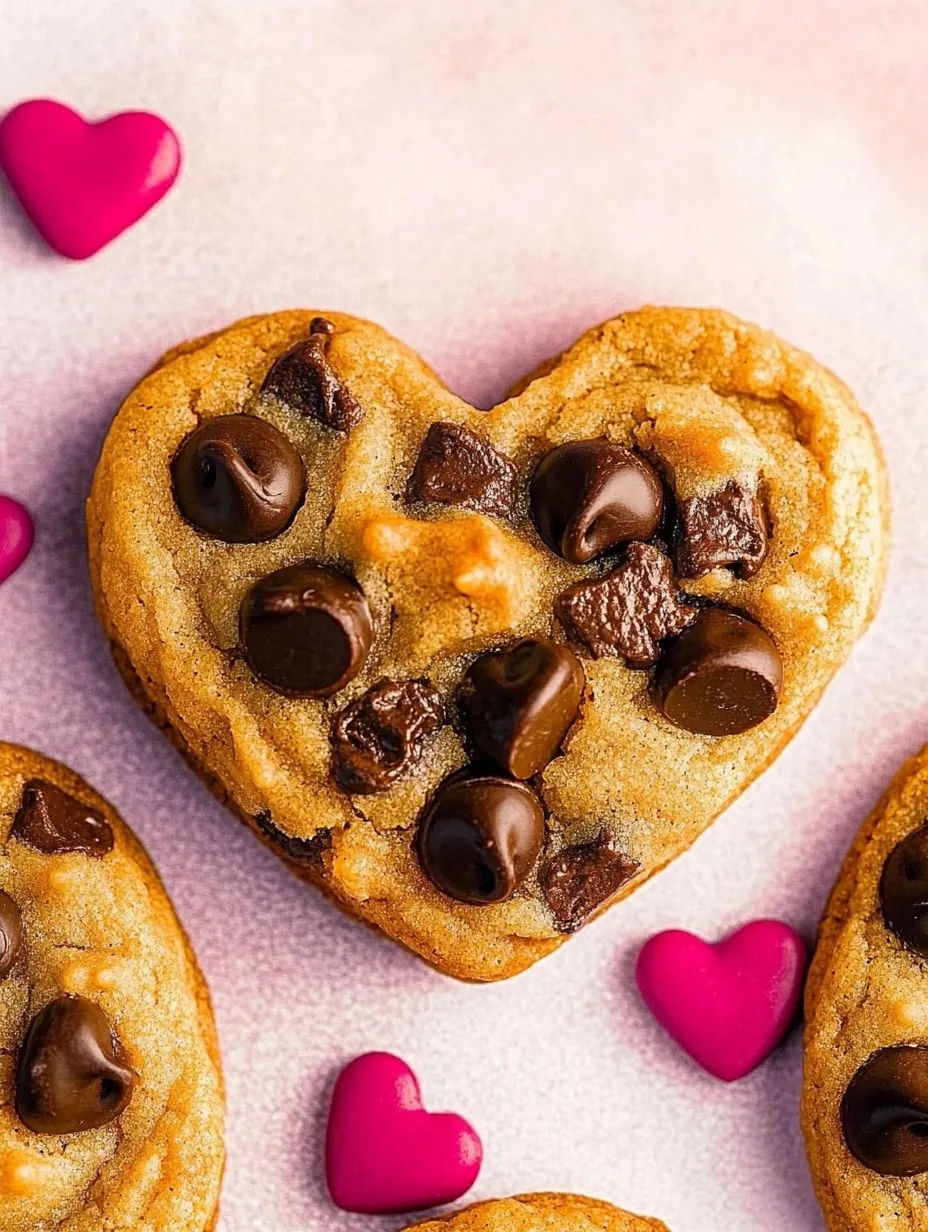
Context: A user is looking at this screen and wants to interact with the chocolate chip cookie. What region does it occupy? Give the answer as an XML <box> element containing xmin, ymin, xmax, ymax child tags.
<box><xmin>802</xmin><ymin>746</ymin><xmax>928</xmax><ymax>1229</ymax></box>
<box><xmin>87</xmin><ymin>306</ymin><xmax>888</xmax><ymax>981</ymax></box>
<box><xmin>403</xmin><ymin>1193</ymin><xmax>669</xmax><ymax>1231</ymax></box>
<box><xmin>0</xmin><ymin>744</ymin><xmax>224</xmax><ymax>1231</ymax></box>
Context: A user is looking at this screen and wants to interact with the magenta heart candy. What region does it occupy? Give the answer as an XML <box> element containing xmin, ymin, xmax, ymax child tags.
<box><xmin>325</xmin><ymin>1052</ymin><xmax>483</xmax><ymax>1214</ymax></box>
<box><xmin>635</xmin><ymin>920</ymin><xmax>807</xmax><ymax>1082</ymax></box>
<box><xmin>0</xmin><ymin>99</ymin><xmax>181</xmax><ymax>259</ymax></box>
<box><xmin>0</xmin><ymin>496</ymin><xmax>33</xmax><ymax>584</ymax></box>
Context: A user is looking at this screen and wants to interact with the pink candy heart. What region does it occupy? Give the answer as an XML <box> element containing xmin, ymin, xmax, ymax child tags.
<box><xmin>0</xmin><ymin>99</ymin><xmax>181</xmax><ymax>259</ymax></box>
<box><xmin>0</xmin><ymin>496</ymin><xmax>33</xmax><ymax>585</ymax></box>
<box><xmin>635</xmin><ymin>920</ymin><xmax>807</xmax><ymax>1082</ymax></box>
<box><xmin>325</xmin><ymin>1052</ymin><xmax>483</xmax><ymax>1214</ymax></box>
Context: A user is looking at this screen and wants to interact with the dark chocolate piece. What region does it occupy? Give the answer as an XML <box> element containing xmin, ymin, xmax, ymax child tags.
<box><xmin>540</xmin><ymin>831</ymin><xmax>638</xmax><ymax>932</ymax></box>
<box><xmin>675</xmin><ymin>480</ymin><xmax>768</xmax><ymax>579</ymax></box>
<box><xmin>261</xmin><ymin>316</ymin><xmax>361</xmax><ymax>431</ymax></box>
<box><xmin>0</xmin><ymin>889</ymin><xmax>23</xmax><ymax>979</ymax></box>
<box><xmin>880</xmin><ymin>825</ymin><xmax>928</xmax><ymax>957</ymax></box>
<box><xmin>406</xmin><ymin>421</ymin><xmax>518</xmax><ymax>519</ymax></box>
<box><xmin>331</xmin><ymin>678</ymin><xmax>445</xmax><ymax>794</ymax></box>
<box><xmin>12</xmin><ymin>780</ymin><xmax>114</xmax><ymax>857</ymax></box>
<box><xmin>842</xmin><ymin>1046</ymin><xmax>928</xmax><ymax>1176</ymax></box>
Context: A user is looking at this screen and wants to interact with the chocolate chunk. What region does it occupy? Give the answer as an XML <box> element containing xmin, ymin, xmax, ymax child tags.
<box><xmin>540</xmin><ymin>831</ymin><xmax>638</xmax><ymax>932</ymax></box>
<box><xmin>417</xmin><ymin>767</ymin><xmax>544</xmax><ymax>905</ymax></box>
<box><xmin>555</xmin><ymin>541</ymin><xmax>697</xmax><ymax>667</ymax></box>
<box><xmin>459</xmin><ymin>639</ymin><xmax>584</xmax><ymax>779</ymax></box>
<box><xmin>654</xmin><ymin>607</ymin><xmax>782</xmax><ymax>736</ymax></box>
<box><xmin>842</xmin><ymin>1046</ymin><xmax>928</xmax><ymax>1176</ymax></box>
<box><xmin>331</xmin><ymin>678</ymin><xmax>444</xmax><ymax>795</ymax></box>
<box><xmin>240</xmin><ymin>564</ymin><xmax>373</xmax><ymax>698</ymax></box>
<box><xmin>16</xmin><ymin>995</ymin><xmax>135</xmax><ymax>1135</ymax></box>
<box><xmin>0</xmin><ymin>890</ymin><xmax>23</xmax><ymax>979</ymax></box>
<box><xmin>13</xmin><ymin>780</ymin><xmax>114</xmax><ymax>857</ymax></box>
<box><xmin>675</xmin><ymin>480</ymin><xmax>768</xmax><ymax>579</ymax></box>
<box><xmin>406</xmin><ymin>421</ymin><xmax>518</xmax><ymax>519</ymax></box>
<box><xmin>254</xmin><ymin>811</ymin><xmax>332</xmax><ymax>866</ymax></box>
<box><xmin>172</xmin><ymin>414</ymin><xmax>305</xmax><ymax>543</ymax></box>
<box><xmin>880</xmin><ymin>825</ymin><xmax>928</xmax><ymax>957</ymax></box>
<box><xmin>530</xmin><ymin>439</ymin><xmax>664</xmax><ymax>563</ymax></box>
<box><xmin>261</xmin><ymin>316</ymin><xmax>362</xmax><ymax>431</ymax></box>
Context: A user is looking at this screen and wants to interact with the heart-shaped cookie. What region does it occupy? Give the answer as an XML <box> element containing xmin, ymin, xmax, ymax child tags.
<box><xmin>802</xmin><ymin>746</ymin><xmax>928</xmax><ymax>1229</ymax></box>
<box><xmin>404</xmin><ymin>1193</ymin><xmax>669</xmax><ymax>1230</ymax></box>
<box><xmin>87</xmin><ymin>307</ymin><xmax>888</xmax><ymax>981</ymax></box>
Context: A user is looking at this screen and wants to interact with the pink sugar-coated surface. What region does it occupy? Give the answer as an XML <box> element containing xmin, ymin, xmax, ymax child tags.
<box><xmin>0</xmin><ymin>2</ymin><xmax>926</xmax><ymax>1229</ymax></box>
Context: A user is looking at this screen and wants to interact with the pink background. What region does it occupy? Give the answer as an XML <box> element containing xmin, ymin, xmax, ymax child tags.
<box><xmin>1</xmin><ymin>2</ymin><xmax>926</xmax><ymax>1228</ymax></box>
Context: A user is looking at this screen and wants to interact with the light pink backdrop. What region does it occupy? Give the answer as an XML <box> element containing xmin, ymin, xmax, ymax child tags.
<box><xmin>1</xmin><ymin>2</ymin><xmax>927</xmax><ymax>1228</ymax></box>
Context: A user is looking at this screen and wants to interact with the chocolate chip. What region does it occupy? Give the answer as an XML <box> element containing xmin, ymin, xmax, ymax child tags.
<box><xmin>555</xmin><ymin>541</ymin><xmax>697</xmax><ymax>667</ymax></box>
<box><xmin>674</xmin><ymin>480</ymin><xmax>768</xmax><ymax>579</ymax></box>
<box><xmin>540</xmin><ymin>831</ymin><xmax>637</xmax><ymax>932</ymax></box>
<box><xmin>16</xmin><ymin>996</ymin><xmax>135</xmax><ymax>1135</ymax></box>
<box><xmin>880</xmin><ymin>825</ymin><xmax>928</xmax><ymax>957</ymax></box>
<box><xmin>240</xmin><ymin>564</ymin><xmax>373</xmax><ymax>698</ymax></box>
<box><xmin>13</xmin><ymin>780</ymin><xmax>114</xmax><ymax>857</ymax></box>
<box><xmin>653</xmin><ymin>608</ymin><xmax>782</xmax><ymax>736</ymax></box>
<box><xmin>530</xmin><ymin>439</ymin><xmax>664</xmax><ymax>563</ymax></box>
<box><xmin>254</xmin><ymin>811</ymin><xmax>332</xmax><ymax>866</ymax></box>
<box><xmin>842</xmin><ymin>1047</ymin><xmax>928</xmax><ymax>1176</ymax></box>
<box><xmin>417</xmin><ymin>767</ymin><xmax>544</xmax><ymax>905</ymax></box>
<box><xmin>331</xmin><ymin>678</ymin><xmax>445</xmax><ymax>794</ymax></box>
<box><xmin>459</xmin><ymin>639</ymin><xmax>584</xmax><ymax>779</ymax></box>
<box><xmin>406</xmin><ymin>422</ymin><xmax>518</xmax><ymax>519</ymax></box>
<box><xmin>261</xmin><ymin>316</ymin><xmax>362</xmax><ymax>431</ymax></box>
<box><xmin>0</xmin><ymin>890</ymin><xmax>23</xmax><ymax>979</ymax></box>
<box><xmin>171</xmin><ymin>414</ymin><xmax>305</xmax><ymax>543</ymax></box>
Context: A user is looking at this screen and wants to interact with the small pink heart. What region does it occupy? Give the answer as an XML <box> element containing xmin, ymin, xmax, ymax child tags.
<box><xmin>635</xmin><ymin>920</ymin><xmax>807</xmax><ymax>1082</ymax></box>
<box><xmin>0</xmin><ymin>99</ymin><xmax>181</xmax><ymax>259</ymax></box>
<box><xmin>0</xmin><ymin>496</ymin><xmax>33</xmax><ymax>585</ymax></box>
<box><xmin>325</xmin><ymin>1052</ymin><xmax>483</xmax><ymax>1214</ymax></box>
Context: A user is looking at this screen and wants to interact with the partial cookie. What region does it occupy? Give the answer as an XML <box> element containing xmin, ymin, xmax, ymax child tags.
<box><xmin>802</xmin><ymin>747</ymin><xmax>928</xmax><ymax>1230</ymax></box>
<box><xmin>403</xmin><ymin>1192</ymin><xmax>669</xmax><ymax>1231</ymax></box>
<box><xmin>88</xmin><ymin>306</ymin><xmax>888</xmax><ymax>981</ymax></box>
<box><xmin>0</xmin><ymin>744</ymin><xmax>224</xmax><ymax>1231</ymax></box>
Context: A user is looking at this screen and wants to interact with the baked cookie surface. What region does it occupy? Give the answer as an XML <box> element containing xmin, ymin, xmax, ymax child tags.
<box><xmin>402</xmin><ymin>1192</ymin><xmax>668</xmax><ymax>1231</ymax></box>
<box><xmin>803</xmin><ymin>746</ymin><xmax>928</xmax><ymax>1230</ymax></box>
<box><xmin>88</xmin><ymin>306</ymin><xmax>887</xmax><ymax>981</ymax></box>
<box><xmin>0</xmin><ymin>744</ymin><xmax>224</xmax><ymax>1232</ymax></box>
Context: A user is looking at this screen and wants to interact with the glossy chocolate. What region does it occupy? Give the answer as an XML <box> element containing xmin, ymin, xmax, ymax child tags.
<box><xmin>16</xmin><ymin>995</ymin><xmax>135</xmax><ymax>1135</ymax></box>
<box><xmin>12</xmin><ymin>780</ymin><xmax>114</xmax><ymax>857</ymax></box>
<box><xmin>540</xmin><ymin>831</ymin><xmax>638</xmax><ymax>932</ymax></box>
<box><xmin>530</xmin><ymin>439</ymin><xmax>664</xmax><ymax>563</ymax></box>
<box><xmin>0</xmin><ymin>889</ymin><xmax>23</xmax><ymax>979</ymax></box>
<box><xmin>331</xmin><ymin>677</ymin><xmax>445</xmax><ymax>794</ymax></box>
<box><xmin>240</xmin><ymin>563</ymin><xmax>373</xmax><ymax>698</ymax></box>
<box><xmin>417</xmin><ymin>768</ymin><xmax>544</xmax><ymax>905</ymax></box>
<box><xmin>654</xmin><ymin>608</ymin><xmax>782</xmax><ymax>736</ymax></box>
<box><xmin>406</xmin><ymin>421</ymin><xmax>518</xmax><ymax>519</ymax></box>
<box><xmin>880</xmin><ymin>825</ymin><xmax>928</xmax><ymax>957</ymax></box>
<box><xmin>459</xmin><ymin>639</ymin><xmax>584</xmax><ymax>779</ymax></box>
<box><xmin>842</xmin><ymin>1046</ymin><xmax>928</xmax><ymax>1176</ymax></box>
<box><xmin>172</xmin><ymin>414</ymin><xmax>305</xmax><ymax>543</ymax></box>
<box><xmin>260</xmin><ymin>316</ymin><xmax>362</xmax><ymax>431</ymax></box>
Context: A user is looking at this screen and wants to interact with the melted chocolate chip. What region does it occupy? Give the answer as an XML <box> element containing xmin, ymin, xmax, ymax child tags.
<box><xmin>261</xmin><ymin>317</ymin><xmax>362</xmax><ymax>431</ymax></box>
<box><xmin>331</xmin><ymin>678</ymin><xmax>445</xmax><ymax>794</ymax></box>
<box><xmin>0</xmin><ymin>890</ymin><xmax>23</xmax><ymax>979</ymax></box>
<box><xmin>880</xmin><ymin>825</ymin><xmax>928</xmax><ymax>957</ymax></box>
<box><xmin>417</xmin><ymin>768</ymin><xmax>544</xmax><ymax>905</ymax></box>
<box><xmin>540</xmin><ymin>831</ymin><xmax>638</xmax><ymax>932</ymax></box>
<box><xmin>13</xmin><ymin>780</ymin><xmax>114</xmax><ymax>857</ymax></box>
<box><xmin>16</xmin><ymin>996</ymin><xmax>135</xmax><ymax>1135</ymax></box>
<box><xmin>406</xmin><ymin>421</ymin><xmax>518</xmax><ymax>519</ymax></box>
<box><xmin>555</xmin><ymin>541</ymin><xmax>697</xmax><ymax>667</ymax></box>
<box><xmin>530</xmin><ymin>439</ymin><xmax>664</xmax><ymax>563</ymax></box>
<box><xmin>842</xmin><ymin>1047</ymin><xmax>928</xmax><ymax>1176</ymax></box>
<box><xmin>172</xmin><ymin>414</ymin><xmax>306</xmax><ymax>543</ymax></box>
<box><xmin>653</xmin><ymin>608</ymin><xmax>783</xmax><ymax>736</ymax></box>
<box><xmin>459</xmin><ymin>639</ymin><xmax>584</xmax><ymax>779</ymax></box>
<box><xmin>240</xmin><ymin>564</ymin><xmax>373</xmax><ymax>698</ymax></box>
<box><xmin>254</xmin><ymin>811</ymin><xmax>332</xmax><ymax>866</ymax></box>
<box><xmin>675</xmin><ymin>480</ymin><xmax>769</xmax><ymax>579</ymax></box>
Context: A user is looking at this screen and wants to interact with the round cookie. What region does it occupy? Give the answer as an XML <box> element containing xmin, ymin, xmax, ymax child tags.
<box><xmin>88</xmin><ymin>306</ymin><xmax>888</xmax><ymax>981</ymax></box>
<box><xmin>0</xmin><ymin>744</ymin><xmax>224</xmax><ymax>1231</ymax></box>
<box><xmin>802</xmin><ymin>746</ymin><xmax>928</xmax><ymax>1230</ymax></box>
<box><xmin>402</xmin><ymin>1193</ymin><xmax>669</xmax><ymax>1231</ymax></box>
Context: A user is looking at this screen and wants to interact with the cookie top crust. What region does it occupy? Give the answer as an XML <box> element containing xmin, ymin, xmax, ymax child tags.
<box><xmin>88</xmin><ymin>306</ymin><xmax>887</xmax><ymax>980</ymax></box>
<box><xmin>803</xmin><ymin>746</ymin><xmax>928</xmax><ymax>1230</ymax></box>
<box><xmin>0</xmin><ymin>744</ymin><xmax>224</xmax><ymax>1232</ymax></box>
<box><xmin>403</xmin><ymin>1192</ymin><xmax>669</xmax><ymax>1231</ymax></box>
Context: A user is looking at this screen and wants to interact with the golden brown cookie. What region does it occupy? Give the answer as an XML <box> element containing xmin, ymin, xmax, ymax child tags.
<box><xmin>88</xmin><ymin>306</ymin><xmax>888</xmax><ymax>981</ymax></box>
<box><xmin>0</xmin><ymin>744</ymin><xmax>224</xmax><ymax>1231</ymax></box>
<box><xmin>802</xmin><ymin>746</ymin><xmax>928</xmax><ymax>1230</ymax></box>
<box><xmin>402</xmin><ymin>1192</ymin><xmax>669</xmax><ymax>1231</ymax></box>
